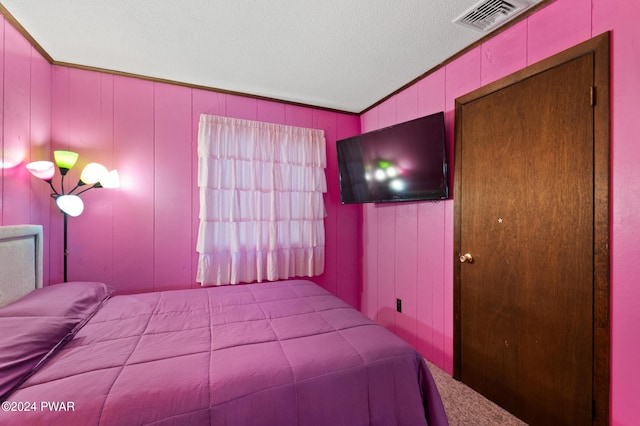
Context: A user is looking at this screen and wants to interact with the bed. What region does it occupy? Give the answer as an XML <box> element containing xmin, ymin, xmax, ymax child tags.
<box><xmin>0</xmin><ymin>224</ymin><xmax>448</xmax><ymax>425</ymax></box>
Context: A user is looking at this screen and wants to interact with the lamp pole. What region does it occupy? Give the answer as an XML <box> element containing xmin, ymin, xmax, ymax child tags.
<box><xmin>63</xmin><ymin>212</ymin><xmax>68</xmax><ymax>282</ymax></box>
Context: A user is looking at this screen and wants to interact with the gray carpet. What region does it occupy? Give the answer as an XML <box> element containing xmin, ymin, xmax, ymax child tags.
<box><xmin>426</xmin><ymin>360</ymin><xmax>527</xmax><ymax>426</ymax></box>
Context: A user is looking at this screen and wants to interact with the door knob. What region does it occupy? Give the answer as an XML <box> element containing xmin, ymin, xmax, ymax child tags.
<box><xmin>459</xmin><ymin>253</ymin><xmax>473</xmax><ymax>263</ymax></box>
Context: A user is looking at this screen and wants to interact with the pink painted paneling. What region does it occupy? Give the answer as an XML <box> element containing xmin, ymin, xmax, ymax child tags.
<box><xmin>51</xmin><ymin>67</ymin><xmax>71</xmax><ymax>147</ymax></box>
<box><xmin>2</xmin><ymin>23</ymin><xmax>32</xmax><ymax>225</ymax></box>
<box><xmin>442</xmin><ymin>201</ymin><xmax>455</xmax><ymax>373</ymax></box>
<box><xmin>413</xmin><ymin>70</ymin><xmax>448</xmax><ymax>364</ymax></box>
<box><xmin>393</xmin><ymin>87</ymin><xmax>420</xmax><ymax>348</ymax></box>
<box><xmin>527</xmin><ymin>0</ymin><xmax>592</xmax><ymax>65</ymax></box>
<box><xmin>394</xmin><ymin>202</ymin><xmax>418</xmax><ymax>348</ymax></box>
<box><xmin>95</xmin><ymin>73</ymin><xmax>117</xmax><ymax>286</ymax></box>
<box><xmin>377</xmin><ymin>95</ymin><xmax>397</xmax><ymax>129</ymax></box>
<box><xmin>285</xmin><ymin>104</ymin><xmax>313</xmax><ymax>129</ymax></box>
<box><xmin>396</xmin><ymin>85</ymin><xmax>419</xmax><ymax>123</ymax></box>
<box><xmin>66</xmin><ymin>68</ymin><xmax>106</xmax><ymax>151</ymax></box>
<box><xmin>596</xmin><ymin>1</ymin><xmax>640</xmax><ymax>424</ymax></box>
<box><xmin>312</xmin><ymin>109</ymin><xmax>338</xmax><ymax>296</ymax></box>
<box><xmin>592</xmin><ymin>0</ymin><xmax>615</xmax><ymax>33</ymax></box>
<box><xmin>192</xmin><ymin>89</ymin><xmax>227</xmax><ymax>118</ymax></box>
<box><xmin>445</xmin><ymin>48</ymin><xmax>481</xmax><ymax>200</ymax></box>
<box><xmin>444</xmin><ymin>46</ymin><xmax>482</xmax><ymax>127</ymax></box>
<box><xmin>0</xmin><ymin>17</ymin><xmax>4</xmax><ymax>223</ymax></box>
<box><xmin>191</xmin><ymin>89</ymin><xmax>227</xmax><ymax>288</ymax></box>
<box><xmin>111</xmin><ymin>76</ymin><xmax>155</xmax><ymax>293</ymax></box>
<box><xmin>416</xmin><ymin>202</ymin><xmax>447</xmax><ymax>364</ymax></box>
<box><xmin>373</xmin><ymin>97</ymin><xmax>398</xmax><ymax>332</ymax></box>
<box><xmin>360</xmin><ymin>107</ymin><xmax>379</xmax><ymax>319</ymax></box>
<box><xmin>361</xmin><ymin>203</ymin><xmax>378</xmax><ymax>319</ymax></box>
<box><xmin>48</xmin><ymin>67</ymin><xmax>71</xmax><ymax>282</ymax></box>
<box><xmin>72</xmin><ymin>73</ymin><xmax>118</xmax><ymax>286</ymax></box>
<box><xmin>28</xmin><ymin>48</ymin><xmax>51</xmax><ymax>194</ymax></box>
<box><xmin>360</xmin><ymin>106</ymin><xmax>378</xmax><ymax>133</ymax></box>
<box><xmin>28</xmin><ymin>48</ymin><xmax>52</xmax><ymax>286</ymax></box>
<box><xmin>0</xmin><ymin>22</ymin><xmax>358</xmax><ymax>307</ymax></box>
<box><xmin>257</xmin><ymin>99</ymin><xmax>287</xmax><ymax>125</ymax></box>
<box><xmin>425</xmin><ymin>203</ymin><xmax>447</xmax><ymax>368</ymax></box>
<box><xmin>481</xmin><ymin>20</ymin><xmax>528</xmax><ymax>85</ymax></box>
<box><xmin>313</xmin><ymin>110</ymin><xmax>338</xmax><ymax>212</ymax></box>
<box><xmin>417</xmin><ymin>69</ymin><xmax>446</xmax><ymax>117</ymax></box>
<box><xmin>335</xmin><ymin>113</ymin><xmax>361</xmax><ymax>309</ymax></box>
<box><xmin>63</xmin><ymin>68</ymin><xmax>114</xmax><ymax>284</ymax></box>
<box><xmin>5</xmin><ymin>2</ymin><xmax>640</xmax><ymax>421</ymax></box>
<box><xmin>153</xmin><ymin>82</ymin><xmax>193</xmax><ymax>291</ymax></box>
<box><xmin>0</xmin><ymin>16</ymin><xmax>52</xmax><ymax>280</ymax></box>
<box><xmin>375</xmin><ymin>203</ymin><xmax>396</xmax><ymax>331</ymax></box>
<box><xmin>34</xmin><ymin>71</ymin><xmax>358</xmax><ymax>299</ymax></box>
<box><xmin>445</xmin><ymin>47</ymin><xmax>482</xmax><ymax>106</ymax></box>
<box><xmin>334</xmin><ymin>200</ymin><xmax>362</xmax><ymax>309</ymax></box>
<box><xmin>358</xmin><ymin>2</ymin><xmax>640</xmax><ymax>422</ymax></box>
<box><xmin>226</xmin><ymin>94</ymin><xmax>258</xmax><ymax>120</ymax></box>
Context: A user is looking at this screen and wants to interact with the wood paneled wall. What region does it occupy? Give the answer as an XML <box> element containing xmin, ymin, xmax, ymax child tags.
<box><xmin>359</xmin><ymin>9</ymin><xmax>640</xmax><ymax>426</ymax></box>
<box><xmin>0</xmin><ymin>19</ymin><xmax>52</xmax><ymax>285</ymax></box>
<box><xmin>0</xmin><ymin>15</ymin><xmax>361</xmax><ymax>308</ymax></box>
<box><xmin>49</xmin><ymin>67</ymin><xmax>361</xmax><ymax>306</ymax></box>
<box><xmin>3</xmin><ymin>0</ymin><xmax>640</xmax><ymax>422</ymax></box>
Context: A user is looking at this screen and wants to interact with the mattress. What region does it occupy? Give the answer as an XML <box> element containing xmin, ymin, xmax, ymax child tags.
<box><xmin>0</xmin><ymin>279</ymin><xmax>447</xmax><ymax>425</ymax></box>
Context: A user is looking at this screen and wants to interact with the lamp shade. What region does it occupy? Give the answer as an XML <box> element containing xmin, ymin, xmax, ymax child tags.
<box><xmin>56</xmin><ymin>195</ymin><xmax>84</xmax><ymax>217</ymax></box>
<box><xmin>54</xmin><ymin>150</ymin><xmax>79</xmax><ymax>170</ymax></box>
<box><xmin>80</xmin><ymin>163</ymin><xmax>109</xmax><ymax>184</ymax></box>
<box><xmin>26</xmin><ymin>161</ymin><xmax>55</xmax><ymax>180</ymax></box>
<box><xmin>100</xmin><ymin>170</ymin><xmax>120</xmax><ymax>188</ymax></box>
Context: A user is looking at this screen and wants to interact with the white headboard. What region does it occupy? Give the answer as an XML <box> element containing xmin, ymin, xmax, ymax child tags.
<box><xmin>0</xmin><ymin>224</ymin><xmax>43</xmax><ymax>307</ymax></box>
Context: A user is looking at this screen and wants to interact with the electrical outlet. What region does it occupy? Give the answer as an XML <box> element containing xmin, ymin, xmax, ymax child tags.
<box><xmin>396</xmin><ymin>298</ymin><xmax>402</xmax><ymax>313</ymax></box>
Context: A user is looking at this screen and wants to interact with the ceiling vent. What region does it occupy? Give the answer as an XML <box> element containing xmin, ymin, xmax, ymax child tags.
<box><xmin>453</xmin><ymin>0</ymin><xmax>536</xmax><ymax>32</ymax></box>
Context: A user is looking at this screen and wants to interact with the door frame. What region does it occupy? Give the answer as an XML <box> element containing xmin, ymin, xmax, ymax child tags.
<box><xmin>453</xmin><ymin>32</ymin><xmax>610</xmax><ymax>425</ymax></box>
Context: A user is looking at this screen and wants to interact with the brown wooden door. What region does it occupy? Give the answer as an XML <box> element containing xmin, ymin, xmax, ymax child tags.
<box><xmin>455</xmin><ymin>54</ymin><xmax>595</xmax><ymax>425</ymax></box>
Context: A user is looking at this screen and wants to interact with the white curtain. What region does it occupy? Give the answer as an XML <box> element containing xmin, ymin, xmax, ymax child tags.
<box><xmin>196</xmin><ymin>114</ymin><xmax>327</xmax><ymax>286</ymax></box>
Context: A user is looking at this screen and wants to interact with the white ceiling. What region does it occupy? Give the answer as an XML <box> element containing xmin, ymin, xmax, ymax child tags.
<box><xmin>0</xmin><ymin>0</ymin><xmax>543</xmax><ymax>113</ymax></box>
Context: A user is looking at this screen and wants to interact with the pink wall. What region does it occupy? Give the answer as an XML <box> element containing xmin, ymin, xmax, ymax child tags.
<box><xmin>48</xmin><ymin>68</ymin><xmax>361</xmax><ymax>307</ymax></box>
<box><xmin>2</xmin><ymin>0</ymin><xmax>640</xmax><ymax>422</ymax></box>
<box><xmin>0</xmin><ymin>15</ymin><xmax>361</xmax><ymax>308</ymax></box>
<box><xmin>0</xmin><ymin>19</ymin><xmax>52</xmax><ymax>285</ymax></box>
<box><xmin>360</xmin><ymin>0</ymin><xmax>640</xmax><ymax>424</ymax></box>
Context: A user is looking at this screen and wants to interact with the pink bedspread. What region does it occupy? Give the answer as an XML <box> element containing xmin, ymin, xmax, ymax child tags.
<box><xmin>1</xmin><ymin>280</ymin><xmax>447</xmax><ymax>425</ymax></box>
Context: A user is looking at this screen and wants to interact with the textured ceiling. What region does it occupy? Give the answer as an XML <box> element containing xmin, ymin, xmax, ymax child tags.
<box><xmin>0</xmin><ymin>0</ymin><xmax>543</xmax><ymax>113</ymax></box>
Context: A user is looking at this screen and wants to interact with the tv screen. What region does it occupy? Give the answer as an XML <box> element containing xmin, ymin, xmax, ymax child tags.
<box><xmin>337</xmin><ymin>111</ymin><xmax>448</xmax><ymax>204</ymax></box>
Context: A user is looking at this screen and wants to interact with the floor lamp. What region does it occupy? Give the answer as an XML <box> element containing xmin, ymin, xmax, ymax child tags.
<box><xmin>26</xmin><ymin>150</ymin><xmax>119</xmax><ymax>282</ymax></box>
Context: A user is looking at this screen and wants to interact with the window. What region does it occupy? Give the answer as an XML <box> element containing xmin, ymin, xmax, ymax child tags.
<box><xmin>196</xmin><ymin>115</ymin><xmax>327</xmax><ymax>286</ymax></box>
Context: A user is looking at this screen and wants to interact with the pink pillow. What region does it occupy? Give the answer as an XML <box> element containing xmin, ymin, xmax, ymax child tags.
<box><xmin>0</xmin><ymin>282</ymin><xmax>112</xmax><ymax>401</ymax></box>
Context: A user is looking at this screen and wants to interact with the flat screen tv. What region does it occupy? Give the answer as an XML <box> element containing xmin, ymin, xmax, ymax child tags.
<box><xmin>336</xmin><ymin>111</ymin><xmax>448</xmax><ymax>204</ymax></box>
